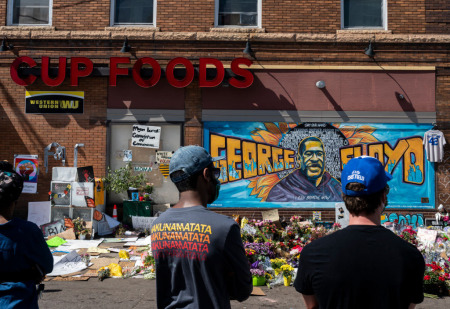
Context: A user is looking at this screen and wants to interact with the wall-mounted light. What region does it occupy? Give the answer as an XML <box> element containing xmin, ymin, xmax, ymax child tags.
<box><xmin>0</xmin><ymin>37</ymin><xmax>13</xmax><ymax>52</ymax></box>
<box><xmin>365</xmin><ymin>40</ymin><xmax>375</xmax><ymax>57</ymax></box>
<box><xmin>397</xmin><ymin>93</ymin><xmax>405</xmax><ymax>100</ymax></box>
<box><xmin>316</xmin><ymin>80</ymin><xmax>326</xmax><ymax>89</ymax></box>
<box><xmin>120</xmin><ymin>37</ymin><xmax>131</xmax><ymax>53</ymax></box>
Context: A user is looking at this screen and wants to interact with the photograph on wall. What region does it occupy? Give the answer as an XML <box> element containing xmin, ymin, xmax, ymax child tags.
<box><xmin>204</xmin><ymin>122</ymin><xmax>435</xmax><ymax>209</ymax></box>
<box><xmin>14</xmin><ymin>154</ymin><xmax>39</xmax><ymax>193</ymax></box>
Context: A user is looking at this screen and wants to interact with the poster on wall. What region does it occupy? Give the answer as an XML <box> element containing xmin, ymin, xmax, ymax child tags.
<box><xmin>204</xmin><ymin>122</ymin><xmax>434</xmax><ymax>209</ymax></box>
<box><xmin>131</xmin><ymin>125</ymin><xmax>161</xmax><ymax>148</ymax></box>
<box><xmin>25</xmin><ymin>91</ymin><xmax>84</xmax><ymax>114</ymax></box>
<box><xmin>155</xmin><ymin>151</ymin><xmax>173</xmax><ymax>164</ymax></box>
<box><xmin>14</xmin><ymin>154</ymin><xmax>39</xmax><ymax>193</ymax></box>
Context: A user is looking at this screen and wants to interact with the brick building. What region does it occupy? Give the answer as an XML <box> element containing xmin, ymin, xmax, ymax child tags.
<box><xmin>1</xmin><ymin>0</ymin><xmax>449</xmax><ymax>225</ymax></box>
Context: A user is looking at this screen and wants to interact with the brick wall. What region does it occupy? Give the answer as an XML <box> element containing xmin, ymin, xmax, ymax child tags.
<box><xmin>389</xmin><ymin>0</ymin><xmax>426</xmax><ymax>34</ymax></box>
<box><xmin>425</xmin><ymin>0</ymin><xmax>450</xmax><ymax>33</ymax></box>
<box><xmin>157</xmin><ymin>0</ymin><xmax>214</xmax><ymax>32</ymax></box>
<box><xmin>53</xmin><ymin>0</ymin><xmax>110</xmax><ymax>31</ymax></box>
<box><xmin>262</xmin><ymin>0</ymin><xmax>340</xmax><ymax>33</ymax></box>
<box><xmin>1</xmin><ymin>1</ymin><xmax>449</xmax><ymax>33</ymax></box>
<box><xmin>0</xmin><ymin>66</ymin><xmax>107</xmax><ymax>217</ymax></box>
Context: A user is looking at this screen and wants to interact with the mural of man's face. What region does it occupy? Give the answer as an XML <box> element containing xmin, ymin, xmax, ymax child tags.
<box><xmin>300</xmin><ymin>140</ymin><xmax>325</xmax><ymax>180</ymax></box>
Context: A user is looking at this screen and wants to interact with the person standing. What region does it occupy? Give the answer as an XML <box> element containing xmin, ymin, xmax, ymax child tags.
<box><xmin>294</xmin><ymin>156</ymin><xmax>425</xmax><ymax>309</ymax></box>
<box><xmin>151</xmin><ymin>146</ymin><xmax>252</xmax><ymax>309</ymax></box>
<box><xmin>0</xmin><ymin>161</ymin><xmax>54</xmax><ymax>308</ymax></box>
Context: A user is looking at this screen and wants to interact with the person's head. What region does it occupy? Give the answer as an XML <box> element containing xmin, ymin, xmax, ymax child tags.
<box><xmin>341</xmin><ymin>156</ymin><xmax>392</xmax><ymax>216</ymax></box>
<box><xmin>0</xmin><ymin>161</ymin><xmax>24</xmax><ymax>215</ymax></box>
<box><xmin>298</xmin><ymin>137</ymin><xmax>325</xmax><ymax>180</ymax></box>
<box><xmin>169</xmin><ymin>146</ymin><xmax>223</xmax><ymax>204</ymax></box>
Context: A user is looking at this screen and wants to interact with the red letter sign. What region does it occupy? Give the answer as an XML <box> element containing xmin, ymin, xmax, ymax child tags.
<box><xmin>166</xmin><ymin>57</ymin><xmax>194</xmax><ymax>88</ymax></box>
<box><xmin>132</xmin><ymin>57</ymin><xmax>161</xmax><ymax>88</ymax></box>
<box><xmin>199</xmin><ymin>58</ymin><xmax>224</xmax><ymax>87</ymax></box>
<box><xmin>110</xmin><ymin>57</ymin><xmax>130</xmax><ymax>86</ymax></box>
<box><xmin>229</xmin><ymin>58</ymin><xmax>253</xmax><ymax>88</ymax></box>
<box><xmin>70</xmin><ymin>57</ymin><xmax>93</xmax><ymax>86</ymax></box>
<box><xmin>41</xmin><ymin>57</ymin><xmax>66</xmax><ymax>87</ymax></box>
<box><xmin>10</xmin><ymin>56</ymin><xmax>37</xmax><ymax>86</ymax></box>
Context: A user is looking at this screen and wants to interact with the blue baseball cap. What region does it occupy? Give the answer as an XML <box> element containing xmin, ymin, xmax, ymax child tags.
<box><xmin>341</xmin><ymin>156</ymin><xmax>392</xmax><ymax>196</ymax></box>
<box><xmin>169</xmin><ymin>145</ymin><xmax>225</xmax><ymax>183</ymax></box>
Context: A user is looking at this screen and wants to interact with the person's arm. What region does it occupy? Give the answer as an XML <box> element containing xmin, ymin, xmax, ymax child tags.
<box><xmin>302</xmin><ymin>294</ymin><xmax>319</xmax><ymax>309</ymax></box>
<box><xmin>223</xmin><ymin>223</ymin><xmax>252</xmax><ymax>302</ymax></box>
<box><xmin>29</xmin><ymin>223</ymin><xmax>54</xmax><ymax>274</ymax></box>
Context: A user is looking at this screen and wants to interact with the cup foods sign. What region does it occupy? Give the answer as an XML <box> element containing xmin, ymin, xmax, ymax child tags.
<box><xmin>10</xmin><ymin>56</ymin><xmax>254</xmax><ymax>88</ymax></box>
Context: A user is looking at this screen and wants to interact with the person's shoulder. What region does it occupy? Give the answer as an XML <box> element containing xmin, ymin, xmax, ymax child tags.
<box><xmin>14</xmin><ymin>218</ymin><xmax>40</xmax><ymax>230</ymax></box>
<box><xmin>302</xmin><ymin>229</ymin><xmax>344</xmax><ymax>251</ymax></box>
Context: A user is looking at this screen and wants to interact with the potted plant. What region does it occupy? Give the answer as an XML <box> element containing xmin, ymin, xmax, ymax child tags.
<box><xmin>103</xmin><ymin>164</ymin><xmax>147</xmax><ymax>200</ymax></box>
<box><xmin>250</xmin><ymin>268</ymin><xmax>266</xmax><ymax>286</ymax></box>
<box><xmin>140</xmin><ymin>183</ymin><xmax>154</xmax><ymax>201</ymax></box>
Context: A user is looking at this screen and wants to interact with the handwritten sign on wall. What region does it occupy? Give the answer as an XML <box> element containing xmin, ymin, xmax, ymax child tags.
<box><xmin>131</xmin><ymin>125</ymin><xmax>161</xmax><ymax>149</ymax></box>
<box><xmin>156</xmin><ymin>151</ymin><xmax>173</xmax><ymax>164</ymax></box>
<box><xmin>132</xmin><ymin>216</ymin><xmax>157</xmax><ymax>230</ymax></box>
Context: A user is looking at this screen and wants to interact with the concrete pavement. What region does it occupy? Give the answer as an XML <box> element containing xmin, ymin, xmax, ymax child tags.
<box><xmin>39</xmin><ymin>279</ymin><xmax>450</xmax><ymax>309</ymax></box>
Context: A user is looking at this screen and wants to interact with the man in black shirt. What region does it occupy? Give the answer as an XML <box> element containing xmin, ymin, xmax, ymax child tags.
<box><xmin>294</xmin><ymin>156</ymin><xmax>425</xmax><ymax>309</ymax></box>
<box><xmin>151</xmin><ymin>145</ymin><xmax>252</xmax><ymax>308</ymax></box>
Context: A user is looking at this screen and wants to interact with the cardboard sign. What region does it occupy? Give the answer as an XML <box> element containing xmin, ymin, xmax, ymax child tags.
<box><xmin>132</xmin><ymin>216</ymin><xmax>157</xmax><ymax>230</ymax></box>
<box><xmin>155</xmin><ymin>151</ymin><xmax>173</xmax><ymax>164</ymax></box>
<box><xmin>52</xmin><ymin>167</ymin><xmax>77</xmax><ymax>182</ymax></box>
<box><xmin>131</xmin><ymin>125</ymin><xmax>161</xmax><ymax>148</ymax></box>
<box><xmin>417</xmin><ymin>228</ymin><xmax>438</xmax><ymax>245</ymax></box>
<box><xmin>41</xmin><ymin>219</ymin><xmax>66</xmax><ymax>237</ymax></box>
<box><xmin>50</xmin><ymin>181</ymin><xmax>71</xmax><ymax>206</ymax></box>
<box><xmin>27</xmin><ymin>201</ymin><xmax>51</xmax><ymax>227</ymax></box>
<box><xmin>261</xmin><ymin>209</ymin><xmax>279</xmax><ymax>222</ymax></box>
<box><xmin>71</xmin><ymin>182</ymin><xmax>94</xmax><ymax>206</ymax></box>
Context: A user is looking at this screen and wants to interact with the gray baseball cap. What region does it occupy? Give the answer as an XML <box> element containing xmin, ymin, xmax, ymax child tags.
<box><xmin>169</xmin><ymin>145</ymin><xmax>225</xmax><ymax>183</ymax></box>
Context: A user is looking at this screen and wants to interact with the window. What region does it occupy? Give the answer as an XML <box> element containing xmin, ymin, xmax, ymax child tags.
<box><xmin>342</xmin><ymin>0</ymin><xmax>386</xmax><ymax>29</ymax></box>
<box><xmin>112</xmin><ymin>0</ymin><xmax>155</xmax><ymax>25</ymax></box>
<box><xmin>215</xmin><ymin>0</ymin><xmax>261</xmax><ymax>27</ymax></box>
<box><xmin>7</xmin><ymin>0</ymin><xmax>52</xmax><ymax>25</ymax></box>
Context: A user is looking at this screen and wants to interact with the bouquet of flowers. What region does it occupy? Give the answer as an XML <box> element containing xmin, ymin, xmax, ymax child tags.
<box><xmin>261</xmin><ymin>220</ymin><xmax>278</xmax><ymax>236</ymax></box>
<box><xmin>423</xmin><ymin>261</ymin><xmax>449</xmax><ymax>296</ymax></box>
<box><xmin>250</xmin><ymin>268</ymin><xmax>265</xmax><ymax>277</ymax></box>
<box><xmin>399</xmin><ymin>226</ymin><xmax>418</xmax><ymax>246</ymax></box>
<box><xmin>280</xmin><ymin>264</ymin><xmax>294</xmax><ymax>278</ymax></box>
<box><xmin>270</xmin><ymin>258</ymin><xmax>287</xmax><ymax>270</ymax></box>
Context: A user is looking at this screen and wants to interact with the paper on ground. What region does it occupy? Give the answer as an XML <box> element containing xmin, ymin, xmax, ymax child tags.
<box><xmin>124</xmin><ymin>236</ymin><xmax>151</xmax><ymax>247</ymax></box>
<box><xmin>103</xmin><ymin>237</ymin><xmax>138</xmax><ymax>243</ymax></box>
<box><xmin>47</xmin><ymin>250</ymin><xmax>88</xmax><ymax>277</ymax></box>
<box><xmin>87</xmin><ymin>247</ymin><xmax>110</xmax><ymax>254</ymax></box>
<box><xmin>60</xmin><ymin>239</ymin><xmax>103</xmax><ymax>250</ymax></box>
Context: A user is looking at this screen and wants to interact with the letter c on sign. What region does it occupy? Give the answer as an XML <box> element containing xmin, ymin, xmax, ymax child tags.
<box><xmin>166</xmin><ymin>57</ymin><xmax>194</xmax><ymax>88</ymax></box>
<box><xmin>10</xmin><ymin>56</ymin><xmax>37</xmax><ymax>86</ymax></box>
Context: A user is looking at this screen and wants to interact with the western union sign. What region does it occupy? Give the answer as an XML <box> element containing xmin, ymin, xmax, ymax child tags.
<box><xmin>25</xmin><ymin>91</ymin><xmax>84</xmax><ymax>114</ymax></box>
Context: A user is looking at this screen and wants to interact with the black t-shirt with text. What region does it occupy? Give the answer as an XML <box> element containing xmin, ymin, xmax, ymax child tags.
<box><xmin>151</xmin><ymin>206</ymin><xmax>252</xmax><ymax>309</ymax></box>
<box><xmin>294</xmin><ymin>225</ymin><xmax>425</xmax><ymax>309</ymax></box>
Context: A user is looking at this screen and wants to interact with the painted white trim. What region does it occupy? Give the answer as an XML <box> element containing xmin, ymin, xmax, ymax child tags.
<box><xmin>7</xmin><ymin>0</ymin><xmax>53</xmax><ymax>26</ymax></box>
<box><xmin>110</xmin><ymin>0</ymin><xmax>156</xmax><ymax>26</ymax></box>
<box><xmin>202</xmin><ymin>110</ymin><xmax>436</xmax><ymax>124</ymax></box>
<box><xmin>341</xmin><ymin>0</ymin><xmax>387</xmax><ymax>30</ymax></box>
<box><xmin>214</xmin><ymin>0</ymin><xmax>261</xmax><ymax>28</ymax></box>
<box><xmin>107</xmin><ymin>109</ymin><xmax>185</xmax><ymax>122</ymax></box>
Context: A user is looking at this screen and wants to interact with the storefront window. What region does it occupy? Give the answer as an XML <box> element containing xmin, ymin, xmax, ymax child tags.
<box><xmin>216</xmin><ymin>0</ymin><xmax>260</xmax><ymax>27</ymax></box>
<box><xmin>112</xmin><ymin>0</ymin><xmax>155</xmax><ymax>25</ymax></box>
<box><xmin>108</xmin><ymin>123</ymin><xmax>181</xmax><ymax>205</ymax></box>
<box><xmin>8</xmin><ymin>0</ymin><xmax>51</xmax><ymax>25</ymax></box>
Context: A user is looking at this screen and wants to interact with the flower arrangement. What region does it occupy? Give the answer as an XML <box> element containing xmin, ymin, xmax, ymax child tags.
<box><xmin>261</xmin><ymin>220</ymin><xmax>278</xmax><ymax>236</ymax></box>
<box><xmin>250</xmin><ymin>268</ymin><xmax>265</xmax><ymax>277</ymax></box>
<box><xmin>270</xmin><ymin>258</ymin><xmax>287</xmax><ymax>270</ymax></box>
<box><xmin>399</xmin><ymin>226</ymin><xmax>418</xmax><ymax>245</ymax></box>
<box><xmin>280</xmin><ymin>264</ymin><xmax>294</xmax><ymax>277</ymax></box>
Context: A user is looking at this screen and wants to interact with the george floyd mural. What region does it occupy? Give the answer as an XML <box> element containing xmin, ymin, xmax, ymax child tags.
<box><xmin>204</xmin><ymin>122</ymin><xmax>435</xmax><ymax>209</ymax></box>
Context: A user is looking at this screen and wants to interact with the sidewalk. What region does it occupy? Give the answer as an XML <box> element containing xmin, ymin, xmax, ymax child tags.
<box><xmin>39</xmin><ymin>279</ymin><xmax>450</xmax><ymax>309</ymax></box>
